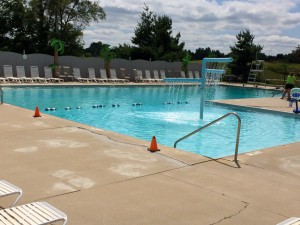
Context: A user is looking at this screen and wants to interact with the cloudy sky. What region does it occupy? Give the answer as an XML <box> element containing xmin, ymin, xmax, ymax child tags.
<box><xmin>84</xmin><ymin>0</ymin><xmax>300</xmax><ymax>56</ymax></box>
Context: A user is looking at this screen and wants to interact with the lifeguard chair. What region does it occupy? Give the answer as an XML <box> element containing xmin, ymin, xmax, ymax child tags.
<box><xmin>290</xmin><ymin>88</ymin><xmax>300</xmax><ymax>114</ymax></box>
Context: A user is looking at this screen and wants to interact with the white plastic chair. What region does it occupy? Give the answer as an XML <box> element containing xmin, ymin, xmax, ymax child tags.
<box><xmin>188</xmin><ymin>71</ymin><xmax>194</xmax><ymax>79</ymax></box>
<box><xmin>110</xmin><ymin>69</ymin><xmax>128</xmax><ymax>83</ymax></box>
<box><xmin>277</xmin><ymin>217</ymin><xmax>300</xmax><ymax>225</ymax></box>
<box><xmin>0</xmin><ymin>201</ymin><xmax>67</xmax><ymax>225</ymax></box>
<box><xmin>160</xmin><ymin>70</ymin><xmax>166</xmax><ymax>79</ymax></box>
<box><xmin>153</xmin><ymin>70</ymin><xmax>162</xmax><ymax>82</ymax></box>
<box><xmin>99</xmin><ymin>69</ymin><xmax>109</xmax><ymax>82</ymax></box>
<box><xmin>143</xmin><ymin>70</ymin><xmax>153</xmax><ymax>82</ymax></box>
<box><xmin>88</xmin><ymin>68</ymin><xmax>106</xmax><ymax>82</ymax></box>
<box><xmin>44</xmin><ymin>67</ymin><xmax>64</xmax><ymax>82</ymax></box>
<box><xmin>180</xmin><ymin>71</ymin><xmax>186</xmax><ymax>78</ymax></box>
<box><xmin>16</xmin><ymin>66</ymin><xmax>33</xmax><ymax>83</ymax></box>
<box><xmin>3</xmin><ymin>65</ymin><xmax>21</xmax><ymax>83</ymax></box>
<box><xmin>30</xmin><ymin>66</ymin><xmax>47</xmax><ymax>82</ymax></box>
<box><xmin>72</xmin><ymin>67</ymin><xmax>90</xmax><ymax>82</ymax></box>
<box><xmin>0</xmin><ymin>180</ymin><xmax>22</xmax><ymax>207</ymax></box>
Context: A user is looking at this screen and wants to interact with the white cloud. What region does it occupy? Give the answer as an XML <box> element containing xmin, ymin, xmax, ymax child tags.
<box><xmin>84</xmin><ymin>0</ymin><xmax>300</xmax><ymax>55</ymax></box>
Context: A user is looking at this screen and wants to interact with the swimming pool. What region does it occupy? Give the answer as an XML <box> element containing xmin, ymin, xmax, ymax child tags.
<box><xmin>3</xmin><ymin>85</ymin><xmax>300</xmax><ymax>158</ymax></box>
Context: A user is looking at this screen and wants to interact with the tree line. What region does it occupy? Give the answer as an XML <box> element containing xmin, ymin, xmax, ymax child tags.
<box><xmin>1</xmin><ymin>1</ymin><xmax>299</xmax><ymax>81</ymax></box>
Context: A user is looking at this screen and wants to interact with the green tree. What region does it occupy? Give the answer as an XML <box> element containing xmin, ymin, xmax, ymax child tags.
<box><xmin>112</xmin><ymin>44</ymin><xmax>133</xmax><ymax>59</ymax></box>
<box><xmin>85</xmin><ymin>41</ymin><xmax>106</xmax><ymax>57</ymax></box>
<box><xmin>131</xmin><ymin>4</ymin><xmax>185</xmax><ymax>61</ymax></box>
<box><xmin>30</xmin><ymin>0</ymin><xmax>106</xmax><ymax>54</ymax></box>
<box><xmin>192</xmin><ymin>47</ymin><xmax>225</xmax><ymax>60</ymax></box>
<box><xmin>0</xmin><ymin>0</ymin><xmax>106</xmax><ymax>54</ymax></box>
<box><xmin>229</xmin><ymin>29</ymin><xmax>263</xmax><ymax>81</ymax></box>
<box><xmin>132</xmin><ymin>4</ymin><xmax>155</xmax><ymax>48</ymax></box>
<box><xmin>287</xmin><ymin>45</ymin><xmax>300</xmax><ymax>63</ymax></box>
<box><xmin>0</xmin><ymin>0</ymin><xmax>35</xmax><ymax>52</ymax></box>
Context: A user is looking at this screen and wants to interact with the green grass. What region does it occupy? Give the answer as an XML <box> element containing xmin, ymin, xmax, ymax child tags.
<box><xmin>192</xmin><ymin>60</ymin><xmax>300</xmax><ymax>86</ymax></box>
<box><xmin>264</xmin><ymin>62</ymin><xmax>300</xmax><ymax>85</ymax></box>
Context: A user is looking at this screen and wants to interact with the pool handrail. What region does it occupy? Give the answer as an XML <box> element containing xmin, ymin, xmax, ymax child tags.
<box><xmin>173</xmin><ymin>112</ymin><xmax>241</xmax><ymax>167</ymax></box>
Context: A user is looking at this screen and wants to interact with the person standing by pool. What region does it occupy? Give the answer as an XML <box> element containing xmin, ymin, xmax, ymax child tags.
<box><xmin>281</xmin><ymin>73</ymin><xmax>296</xmax><ymax>100</ymax></box>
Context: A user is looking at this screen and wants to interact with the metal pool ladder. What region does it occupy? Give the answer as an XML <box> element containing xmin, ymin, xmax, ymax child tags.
<box><xmin>174</xmin><ymin>112</ymin><xmax>241</xmax><ymax>166</ymax></box>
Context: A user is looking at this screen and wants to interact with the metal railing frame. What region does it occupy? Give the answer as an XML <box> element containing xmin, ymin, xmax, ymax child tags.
<box><xmin>174</xmin><ymin>112</ymin><xmax>241</xmax><ymax>166</ymax></box>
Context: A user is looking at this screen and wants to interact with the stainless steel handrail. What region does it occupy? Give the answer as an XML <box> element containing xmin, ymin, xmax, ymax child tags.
<box><xmin>0</xmin><ymin>86</ymin><xmax>3</xmax><ymax>104</ymax></box>
<box><xmin>174</xmin><ymin>112</ymin><xmax>241</xmax><ymax>166</ymax></box>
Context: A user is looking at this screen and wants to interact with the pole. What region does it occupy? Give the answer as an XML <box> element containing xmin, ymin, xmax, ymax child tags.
<box><xmin>200</xmin><ymin>58</ymin><xmax>207</xmax><ymax>119</ymax></box>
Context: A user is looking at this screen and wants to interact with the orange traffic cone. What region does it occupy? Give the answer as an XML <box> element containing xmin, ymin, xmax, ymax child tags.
<box><xmin>148</xmin><ymin>136</ymin><xmax>160</xmax><ymax>152</ymax></box>
<box><xmin>33</xmin><ymin>106</ymin><xmax>42</xmax><ymax>117</ymax></box>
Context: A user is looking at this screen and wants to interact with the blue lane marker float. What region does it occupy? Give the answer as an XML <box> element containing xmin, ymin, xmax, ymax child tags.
<box><xmin>45</xmin><ymin>108</ymin><xmax>57</xmax><ymax>111</ymax></box>
<box><xmin>93</xmin><ymin>104</ymin><xmax>106</xmax><ymax>108</ymax></box>
<box><xmin>177</xmin><ymin>101</ymin><xmax>189</xmax><ymax>104</ymax></box>
<box><xmin>132</xmin><ymin>103</ymin><xmax>142</xmax><ymax>106</ymax></box>
<box><xmin>65</xmin><ymin>107</ymin><xmax>71</xmax><ymax>110</ymax></box>
<box><xmin>163</xmin><ymin>102</ymin><xmax>173</xmax><ymax>105</ymax></box>
<box><xmin>112</xmin><ymin>104</ymin><xmax>120</xmax><ymax>107</ymax></box>
<box><xmin>76</xmin><ymin>106</ymin><xmax>82</xmax><ymax>109</ymax></box>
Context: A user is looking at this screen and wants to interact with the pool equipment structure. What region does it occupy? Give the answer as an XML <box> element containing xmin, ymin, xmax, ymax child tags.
<box><xmin>247</xmin><ymin>60</ymin><xmax>265</xmax><ymax>85</ymax></box>
<box><xmin>200</xmin><ymin>57</ymin><xmax>233</xmax><ymax>119</ymax></box>
<box><xmin>164</xmin><ymin>57</ymin><xmax>232</xmax><ymax>119</ymax></box>
<box><xmin>290</xmin><ymin>88</ymin><xmax>300</xmax><ymax>113</ymax></box>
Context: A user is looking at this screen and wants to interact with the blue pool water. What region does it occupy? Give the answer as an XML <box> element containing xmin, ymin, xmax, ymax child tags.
<box><xmin>3</xmin><ymin>85</ymin><xmax>300</xmax><ymax>158</ymax></box>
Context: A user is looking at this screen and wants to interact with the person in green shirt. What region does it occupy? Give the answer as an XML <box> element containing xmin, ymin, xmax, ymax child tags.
<box><xmin>281</xmin><ymin>73</ymin><xmax>297</xmax><ymax>100</ymax></box>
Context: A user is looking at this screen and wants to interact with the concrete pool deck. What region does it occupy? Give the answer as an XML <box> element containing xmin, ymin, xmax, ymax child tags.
<box><xmin>0</xmin><ymin>85</ymin><xmax>300</xmax><ymax>225</ymax></box>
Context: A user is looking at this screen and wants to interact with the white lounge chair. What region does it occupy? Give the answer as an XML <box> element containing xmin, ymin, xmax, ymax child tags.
<box><xmin>0</xmin><ymin>77</ymin><xmax>6</xmax><ymax>83</ymax></box>
<box><xmin>180</xmin><ymin>71</ymin><xmax>186</xmax><ymax>78</ymax></box>
<box><xmin>73</xmin><ymin>67</ymin><xmax>91</xmax><ymax>82</ymax></box>
<box><xmin>120</xmin><ymin>68</ymin><xmax>129</xmax><ymax>81</ymax></box>
<box><xmin>44</xmin><ymin>67</ymin><xmax>64</xmax><ymax>82</ymax></box>
<box><xmin>0</xmin><ymin>180</ymin><xmax>22</xmax><ymax>207</ymax></box>
<box><xmin>135</xmin><ymin>69</ymin><xmax>143</xmax><ymax>82</ymax></box>
<box><xmin>160</xmin><ymin>70</ymin><xmax>166</xmax><ymax>80</ymax></box>
<box><xmin>16</xmin><ymin>66</ymin><xmax>33</xmax><ymax>83</ymax></box>
<box><xmin>188</xmin><ymin>71</ymin><xmax>194</xmax><ymax>79</ymax></box>
<box><xmin>99</xmin><ymin>69</ymin><xmax>109</xmax><ymax>82</ymax></box>
<box><xmin>30</xmin><ymin>66</ymin><xmax>47</xmax><ymax>82</ymax></box>
<box><xmin>0</xmin><ymin>201</ymin><xmax>67</xmax><ymax>225</ymax></box>
<box><xmin>277</xmin><ymin>217</ymin><xmax>300</xmax><ymax>225</ymax></box>
<box><xmin>88</xmin><ymin>68</ymin><xmax>106</xmax><ymax>82</ymax></box>
<box><xmin>153</xmin><ymin>70</ymin><xmax>162</xmax><ymax>82</ymax></box>
<box><xmin>3</xmin><ymin>65</ymin><xmax>21</xmax><ymax>83</ymax></box>
<box><xmin>143</xmin><ymin>70</ymin><xmax>153</xmax><ymax>82</ymax></box>
<box><xmin>110</xmin><ymin>69</ymin><xmax>128</xmax><ymax>83</ymax></box>
<box><xmin>194</xmin><ymin>71</ymin><xmax>200</xmax><ymax>78</ymax></box>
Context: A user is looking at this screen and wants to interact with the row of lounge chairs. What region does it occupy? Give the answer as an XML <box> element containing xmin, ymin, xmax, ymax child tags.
<box><xmin>135</xmin><ymin>69</ymin><xmax>166</xmax><ymax>82</ymax></box>
<box><xmin>0</xmin><ymin>65</ymin><xmax>63</xmax><ymax>83</ymax></box>
<box><xmin>0</xmin><ymin>65</ymin><xmax>202</xmax><ymax>83</ymax></box>
<box><xmin>0</xmin><ymin>65</ymin><xmax>130</xmax><ymax>83</ymax></box>
<box><xmin>0</xmin><ymin>180</ymin><xmax>67</xmax><ymax>224</ymax></box>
